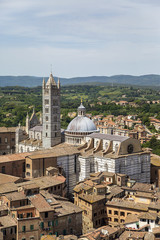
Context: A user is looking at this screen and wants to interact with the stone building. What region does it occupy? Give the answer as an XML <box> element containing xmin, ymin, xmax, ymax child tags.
<box><xmin>74</xmin><ymin>172</ymin><xmax>126</xmax><ymax>233</ymax></box>
<box><xmin>42</xmin><ymin>75</ymin><xmax>61</xmax><ymax>148</ymax></box>
<box><xmin>16</xmin><ymin>73</ymin><xmax>61</xmax><ymax>153</ymax></box>
<box><xmin>78</xmin><ymin>133</ymin><xmax>150</xmax><ymax>183</ymax></box>
<box><xmin>0</xmin><ymin>127</ymin><xmax>16</xmax><ymax>155</ymax></box>
<box><xmin>0</xmin><ymin>186</ymin><xmax>82</xmax><ymax>239</ymax></box>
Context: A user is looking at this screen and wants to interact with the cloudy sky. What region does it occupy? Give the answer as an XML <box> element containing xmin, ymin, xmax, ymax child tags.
<box><xmin>0</xmin><ymin>0</ymin><xmax>160</xmax><ymax>77</ymax></box>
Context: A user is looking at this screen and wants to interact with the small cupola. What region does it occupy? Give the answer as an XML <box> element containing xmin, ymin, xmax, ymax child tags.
<box><xmin>78</xmin><ymin>98</ymin><xmax>86</xmax><ymax>116</ymax></box>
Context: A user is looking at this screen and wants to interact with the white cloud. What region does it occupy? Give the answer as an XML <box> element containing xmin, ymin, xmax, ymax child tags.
<box><xmin>0</xmin><ymin>0</ymin><xmax>160</xmax><ymax>76</ymax></box>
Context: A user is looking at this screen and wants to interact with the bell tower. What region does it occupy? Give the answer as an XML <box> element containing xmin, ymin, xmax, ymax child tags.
<box><xmin>42</xmin><ymin>73</ymin><xmax>61</xmax><ymax>148</ymax></box>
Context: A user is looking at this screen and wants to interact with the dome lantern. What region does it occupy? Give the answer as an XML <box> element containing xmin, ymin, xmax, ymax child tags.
<box><xmin>78</xmin><ymin>98</ymin><xmax>86</xmax><ymax>116</ymax></box>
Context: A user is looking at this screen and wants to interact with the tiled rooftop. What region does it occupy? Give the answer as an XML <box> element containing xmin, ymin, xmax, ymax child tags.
<box><xmin>29</xmin><ymin>194</ymin><xmax>53</xmax><ymax>212</ymax></box>
<box><xmin>106</xmin><ymin>199</ymin><xmax>148</xmax><ymax>211</ymax></box>
<box><xmin>0</xmin><ymin>215</ymin><xmax>17</xmax><ymax>229</ymax></box>
<box><xmin>4</xmin><ymin>191</ymin><xmax>27</xmax><ymax>201</ymax></box>
<box><xmin>87</xmin><ymin>133</ymin><xmax>129</xmax><ymax>142</ymax></box>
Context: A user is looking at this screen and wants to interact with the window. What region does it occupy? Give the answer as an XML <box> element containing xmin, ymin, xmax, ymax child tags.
<box><xmin>26</xmin><ymin>172</ymin><xmax>30</xmax><ymax>176</ymax></box>
<box><xmin>105</xmin><ymin>142</ymin><xmax>108</xmax><ymax>149</ymax></box>
<box><xmin>94</xmin><ymin>213</ymin><xmax>97</xmax><ymax>217</ymax></box>
<box><xmin>46</xmin><ymin>116</ymin><xmax>49</xmax><ymax>121</ymax></box>
<box><xmin>0</xmin><ymin>138</ymin><xmax>1</xmax><ymax>143</ymax></box>
<box><xmin>115</xmin><ymin>144</ymin><xmax>119</xmax><ymax>153</ymax></box>
<box><xmin>120</xmin><ymin>219</ymin><xmax>124</xmax><ymax>223</ymax></box>
<box><xmin>108</xmin><ymin>210</ymin><xmax>112</xmax><ymax>214</ymax></box>
<box><xmin>3</xmin><ymin>229</ymin><xmax>6</xmax><ymax>236</ymax></box>
<box><xmin>46</xmin><ymin>125</ymin><xmax>48</xmax><ymax>130</ymax></box>
<box><xmin>12</xmin><ymin>138</ymin><xmax>15</xmax><ymax>142</ymax></box>
<box><xmin>53</xmin><ymin>100</ymin><xmax>58</xmax><ymax>106</ymax></box>
<box><xmin>114</xmin><ymin>218</ymin><xmax>118</xmax><ymax>222</ymax></box>
<box><xmin>40</xmin><ymin>222</ymin><xmax>44</xmax><ymax>229</ymax></box>
<box><xmin>26</xmin><ymin>164</ymin><xmax>30</xmax><ymax>169</ymax></box>
<box><xmin>45</xmin><ymin>99</ymin><xmax>49</xmax><ymax>104</ymax></box>
<box><xmin>48</xmin><ymin>221</ymin><xmax>52</xmax><ymax>227</ymax></box>
<box><xmin>2</xmin><ymin>166</ymin><xmax>5</xmax><ymax>173</ymax></box>
<box><xmin>46</xmin><ymin>132</ymin><xmax>48</xmax><ymax>137</ymax></box>
<box><xmin>68</xmin><ymin>218</ymin><xmax>71</xmax><ymax>223</ymax></box>
<box><xmin>45</xmin><ymin>212</ymin><xmax>48</xmax><ymax>218</ymax></box>
<box><xmin>118</xmin><ymin>177</ymin><xmax>121</xmax><ymax>182</ymax></box>
<box><xmin>114</xmin><ymin>211</ymin><xmax>118</xmax><ymax>215</ymax></box>
<box><xmin>5</xmin><ymin>138</ymin><xmax>8</xmax><ymax>143</ymax></box>
<box><xmin>53</xmin><ymin>108</ymin><xmax>57</xmax><ymax>114</ymax></box>
<box><xmin>45</xmin><ymin>108</ymin><xmax>49</xmax><ymax>113</ymax></box>
<box><xmin>22</xmin><ymin>226</ymin><xmax>26</xmax><ymax>232</ymax></box>
<box><xmin>140</xmin><ymin>219</ymin><xmax>146</xmax><ymax>222</ymax></box>
<box><xmin>54</xmin><ymin>116</ymin><xmax>57</xmax><ymax>122</ymax></box>
<box><xmin>30</xmin><ymin>225</ymin><xmax>34</xmax><ymax>230</ymax></box>
<box><xmin>127</xmin><ymin>144</ymin><xmax>134</xmax><ymax>154</ymax></box>
<box><xmin>120</xmin><ymin>212</ymin><xmax>125</xmax><ymax>216</ymax></box>
<box><xmin>55</xmin><ymin>219</ymin><xmax>58</xmax><ymax>226</ymax></box>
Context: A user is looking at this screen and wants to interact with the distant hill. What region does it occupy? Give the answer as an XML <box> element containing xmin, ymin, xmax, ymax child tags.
<box><xmin>0</xmin><ymin>74</ymin><xmax>160</xmax><ymax>87</ymax></box>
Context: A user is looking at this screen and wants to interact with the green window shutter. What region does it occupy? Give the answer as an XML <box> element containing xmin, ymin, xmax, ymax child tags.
<box><xmin>30</xmin><ymin>225</ymin><xmax>34</xmax><ymax>230</ymax></box>
<box><xmin>40</xmin><ymin>222</ymin><xmax>44</xmax><ymax>229</ymax></box>
<box><xmin>22</xmin><ymin>226</ymin><xmax>26</xmax><ymax>232</ymax></box>
<box><xmin>55</xmin><ymin>219</ymin><xmax>58</xmax><ymax>226</ymax></box>
<box><xmin>63</xmin><ymin>229</ymin><xmax>66</xmax><ymax>235</ymax></box>
<box><xmin>55</xmin><ymin>232</ymin><xmax>58</xmax><ymax>237</ymax></box>
<box><xmin>52</xmin><ymin>220</ymin><xmax>54</xmax><ymax>226</ymax></box>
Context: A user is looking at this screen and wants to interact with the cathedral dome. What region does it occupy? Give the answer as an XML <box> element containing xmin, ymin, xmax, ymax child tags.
<box><xmin>65</xmin><ymin>100</ymin><xmax>98</xmax><ymax>145</ymax></box>
<box><xmin>67</xmin><ymin>116</ymin><xmax>97</xmax><ymax>132</ymax></box>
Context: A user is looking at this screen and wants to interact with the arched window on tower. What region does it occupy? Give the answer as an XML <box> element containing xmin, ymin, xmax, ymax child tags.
<box><xmin>96</xmin><ymin>161</ymin><xmax>98</xmax><ymax>172</ymax></box>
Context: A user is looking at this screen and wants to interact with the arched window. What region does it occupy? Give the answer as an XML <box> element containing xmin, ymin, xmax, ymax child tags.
<box><xmin>21</xmin><ymin>146</ymin><xmax>23</xmax><ymax>153</ymax></box>
<box><xmin>115</xmin><ymin>144</ymin><xmax>119</xmax><ymax>153</ymax></box>
<box><xmin>54</xmin><ymin>116</ymin><xmax>57</xmax><ymax>122</ymax></box>
<box><xmin>105</xmin><ymin>163</ymin><xmax>108</xmax><ymax>172</ymax></box>
<box><xmin>96</xmin><ymin>161</ymin><xmax>98</xmax><ymax>172</ymax></box>
<box><xmin>96</xmin><ymin>141</ymin><xmax>99</xmax><ymax>148</ymax></box>
<box><xmin>141</xmin><ymin>159</ymin><xmax>145</xmax><ymax>173</ymax></box>
<box><xmin>105</xmin><ymin>142</ymin><xmax>108</xmax><ymax>150</ymax></box>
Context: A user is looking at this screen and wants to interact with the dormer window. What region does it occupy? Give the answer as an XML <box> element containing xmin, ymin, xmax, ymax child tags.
<box><xmin>127</xmin><ymin>144</ymin><xmax>134</xmax><ymax>154</ymax></box>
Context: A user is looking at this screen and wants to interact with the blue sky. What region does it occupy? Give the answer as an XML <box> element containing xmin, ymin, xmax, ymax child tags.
<box><xmin>0</xmin><ymin>0</ymin><xmax>160</xmax><ymax>77</ymax></box>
